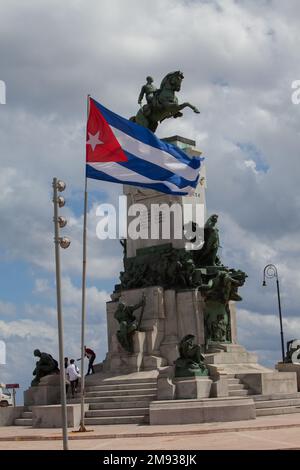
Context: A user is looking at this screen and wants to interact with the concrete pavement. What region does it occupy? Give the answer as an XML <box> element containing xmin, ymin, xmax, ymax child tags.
<box><xmin>1</xmin><ymin>413</ymin><xmax>300</xmax><ymax>449</ymax></box>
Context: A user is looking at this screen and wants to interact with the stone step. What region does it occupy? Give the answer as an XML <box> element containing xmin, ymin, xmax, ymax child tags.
<box><xmin>86</xmin><ymin>382</ymin><xmax>156</xmax><ymax>392</ymax></box>
<box><xmin>205</xmin><ymin>352</ymin><xmax>258</xmax><ymax>365</ymax></box>
<box><xmin>85</xmin><ymin>387</ymin><xmax>156</xmax><ymax>397</ymax></box>
<box><xmin>206</xmin><ymin>345</ymin><xmax>246</xmax><ymax>354</ymax></box>
<box><xmin>228</xmin><ymin>389</ymin><xmax>251</xmax><ymax>397</ymax></box>
<box><xmin>14</xmin><ymin>418</ymin><xmax>32</xmax><ymax>426</ymax></box>
<box><xmin>227</xmin><ymin>378</ymin><xmax>241</xmax><ymax>385</ymax></box>
<box><xmin>255</xmin><ymin>399</ymin><xmax>300</xmax><ymax>409</ymax></box>
<box><xmin>253</xmin><ymin>392</ymin><xmax>300</xmax><ymax>402</ymax></box>
<box><xmin>67</xmin><ymin>398</ymin><xmax>80</xmax><ymax>404</ymax></box>
<box><xmin>22</xmin><ymin>412</ymin><xmax>33</xmax><ymax>418</ymax></box>
<box><xmin>228</xmin><ymin>384</ymin><xmax>248</xmax><ymax>391</ymax></box>
<box><xmin>84</xmin><ymin>415</ymin><xmax>149</xmax><ymax>425</ymax></box>
<box><xmin>89</xmin><ymin>400</ymin><xmax>152</xmax><ymax>410</ymax></box>
<box><xmin>85</xmin><ymin>393</ymin><xmax>156</xmax><ymax>403</ymax></box>
<box><xmin>86</xmin><ymin>377</ymin><xmax>157</xmax><ymax>386</ymax></box>
<box><xmin>85</xmin><ymin>407</ymin><xmax>149</xmax><ymax>418</ymax></box>
<box><xmin>256</xmin><ymin>406</ymin><xmax>300</xmax><ymax>417</ymax></box>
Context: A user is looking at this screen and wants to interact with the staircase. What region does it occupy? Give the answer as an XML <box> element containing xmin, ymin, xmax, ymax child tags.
<box><xmin>14</xmin><ymin>377</ymin><xmax>157</xmax><ymax>427</ymax></box>
<box><xmin>227</xmin><ymin>374</ymin><xmax>253</xmax><ymax>397</ymax></box>
<box><xmin>83</xmin><ymin>377</ymin><xmax>157</xmax><ymax>425</ymax></box>
<box><xmin>254</xmin><ymin>394</ymin><xmax>300</xmax><ymax>416</ymax></box>
<box><xmin>13</xmin><ymin>376</ymin><xmax>300</xmax><ymax>425</ymax></box>
<box><xmin>227</xmin><ymin>375</ymin><xmax>300</xmax><ymax>416</ymax></box>
<box><xmin>14</xmin><ymin>409</ymin><xmax>33</xmax><ymax>426</ymax></box>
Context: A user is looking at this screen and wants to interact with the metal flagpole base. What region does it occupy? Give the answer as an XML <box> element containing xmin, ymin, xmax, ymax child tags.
<box><xmin>72</xmin><ymin>423</ymin><xmax>94</xmax><ymax>434</ymax></box>
<box><xmin>78</xmin><ymin>424</ymin><xmax>87</xmax><ymax>432</ymax></box>
<box><xmin>72</xmin><ymin>424</ymin><xmax>94</xmax><ymax>433</ymax></box>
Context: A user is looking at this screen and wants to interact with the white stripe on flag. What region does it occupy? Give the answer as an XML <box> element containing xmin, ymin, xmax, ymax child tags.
<box><xmin>111</xmin><ymin>126</ymin><xmax>199</xmax><ymax>182</ymax></box>
<box><xmin>88</xmin><ymin>162</ymin><xmax>195</xmax><ymax>194</ymax></box>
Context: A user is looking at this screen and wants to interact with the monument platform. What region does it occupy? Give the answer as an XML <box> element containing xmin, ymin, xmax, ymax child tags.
<box><xmin>149</xmin><ymin>396</ymin><xmax>256</xmax><ymax>425</ymax></box>
<box><xmin>2</xmin><ymin>366</ymin><xmax>299</xmax><ymax>428</ymax></box>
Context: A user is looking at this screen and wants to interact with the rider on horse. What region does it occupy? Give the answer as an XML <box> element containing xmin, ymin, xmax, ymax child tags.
<box><xmin>131</xmin><ymin>71</ymin><xmax>200</xmax><ymax>133</ymax></box>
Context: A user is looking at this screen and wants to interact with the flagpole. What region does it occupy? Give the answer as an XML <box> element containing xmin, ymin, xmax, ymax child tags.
<box><xmin>79</xmin><ymin>95</ymin><xmax>90</xmax><ymax>432</ymax></box>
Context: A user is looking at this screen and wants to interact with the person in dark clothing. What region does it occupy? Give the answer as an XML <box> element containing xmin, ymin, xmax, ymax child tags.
<box><xmin>84</xmin><ymin>346</ymin><xmax>96</xmax><ymax>375</ymax></box>
<box><xmin>64</xmin><ymin>357</ymin><xmax>69</xmax><ymax>395</ymax></box>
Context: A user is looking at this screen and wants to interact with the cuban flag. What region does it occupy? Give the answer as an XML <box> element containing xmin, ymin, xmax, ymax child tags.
<box><xmin>86</xmin><ymin>97</ymin><xmax>203</xmax><ymax>196</ymax></box>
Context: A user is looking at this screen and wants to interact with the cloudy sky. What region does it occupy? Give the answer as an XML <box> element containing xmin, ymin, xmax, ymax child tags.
<box><xmin>0</xmin><ymin>0</ymin><xmax>299</xmax><ymax>401</ymax></box>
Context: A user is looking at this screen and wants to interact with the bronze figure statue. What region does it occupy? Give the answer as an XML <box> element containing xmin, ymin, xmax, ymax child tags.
<box><xmin>131</xmin><ymin>71</ymin><xmax>200</xmax><ymax>132</ymax></box>
<box><xmin>114</xmin><ymin>295</ymin><xmax>146</xmax><ymax>353</ymax></box>
<box><xmin>174</xmin><ymin>334</ymin><xmax>208</xmax><ymax>377</ymax></box>
<box><xmin>138</xmin><ymin>76</ymin><xmax>157</xmax><ymax>107</ymax></box>
<box><xmin>31</xmin><ymin>349</ymin><xmax>59</xmax><ymax>386</ymax></box>
<box><xmin>193</xmin><ymin>214</ymin><xmax>220</xmax><ymax>267</ymax></box>
<box><xmin>204</xmin><ymin>269</ymin><xmax>248</xmax><ymax>304</ymax></box>
<box><xmin>210</xmin><ymin>314</ymin><xmax>228</xmax><ymax>342</ymax></box>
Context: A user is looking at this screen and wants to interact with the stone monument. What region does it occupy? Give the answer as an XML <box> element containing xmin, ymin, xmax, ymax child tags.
<box><xmin>99</xmin><ymin>71</ymin><xmax>298</xmax><ymax>425</ymax></box>
<box><xmin>19</xmin><ymin>71</ymin><xmax>298</xmax><ymax>428</ymax></box>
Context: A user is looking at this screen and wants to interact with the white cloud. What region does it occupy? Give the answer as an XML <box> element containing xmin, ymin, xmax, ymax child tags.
<box><xmin>238</xmin><ymin>307</ymin><xmax>300</xmax><ymax>365</ymax></box>
<box><xmin>244</xmin><ymin>159</ymin><xmax>259</xmax><ymax>174</ymax></box>
<box><xmin>0</xmin><ymin>319</ymin><xmax>57</xmax><ymax>341</ymax></box>
<box><xmin>0</xmin><ymin>276</ymin><xmax>110</xmax><ymax>396</ymax></box>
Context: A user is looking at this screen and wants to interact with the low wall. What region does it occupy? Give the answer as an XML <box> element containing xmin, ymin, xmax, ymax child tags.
<box><xmin>276</xmin><ymin>363</ymin><xmax>300</xmax><ymax>391</ymax></box>
<box><xmin>0</xmin><ymin>406</ymin><xmax>25</xmax><ymax>426</ymax></box>
<box><xmin>237</xmin><ymin>371</ymin><xmax>297</xmax><ymax>395</ymax></box>
<box><xmin>32</xmin><ymin>404</ymin><xmax>88</xmax><ymax>428</ymax></box>
<box><xmin>150</xmin><ymin>397</ymin><xmax>256</xmax><ymax>425</ymax></box>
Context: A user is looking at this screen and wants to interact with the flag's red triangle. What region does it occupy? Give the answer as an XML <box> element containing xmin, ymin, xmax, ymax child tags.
<box><xmin>86</xmin><ymin>98</ymin><xmax>128</xmax><ymax>163</ymax></box>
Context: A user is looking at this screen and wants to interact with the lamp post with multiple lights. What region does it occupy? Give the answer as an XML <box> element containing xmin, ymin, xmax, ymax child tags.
<box><xmin>262</xmin><ymin>264</ymin><xmax>285</xmax><ymax>362</ymax></box>
<box><xmin>52</xmin><ymin>177</ymin><xmax>71</xmax><ymax>450</ymax></box>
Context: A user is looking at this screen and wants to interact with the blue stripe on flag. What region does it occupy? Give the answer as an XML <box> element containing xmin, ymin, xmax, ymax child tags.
<box><xmin>92</xmin><ymin>99</ymin><xmax>201</xmax><ymax>169</ymax></box>
<box><xmin>120</xmin><ymin>151</ymin><xmax>199</xmax><ymax>189</ymax></box>
<box><xmin>86</xmin><ymin>164</ymin><xmax>192</xmax><ymax>196</ymax></box>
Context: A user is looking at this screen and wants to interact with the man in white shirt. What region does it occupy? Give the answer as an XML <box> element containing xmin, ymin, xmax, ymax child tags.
<box><xmin>66</xmin><ymin>359</ymin><xmax>80</xmax><ymax>397</ymax></box>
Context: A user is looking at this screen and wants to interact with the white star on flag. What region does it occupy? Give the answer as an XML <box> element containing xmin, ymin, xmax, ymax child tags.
<box><xmin>86</xmin><ymin>131</ymin><xmax>104</xmax><ymax>151</ymax></box>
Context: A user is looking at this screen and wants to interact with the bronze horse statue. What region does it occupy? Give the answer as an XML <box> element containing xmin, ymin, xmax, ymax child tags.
<box><xmin>130</xmin><ymin>71</ymin><xmax>200</xmax><ymax>133</ymax></box>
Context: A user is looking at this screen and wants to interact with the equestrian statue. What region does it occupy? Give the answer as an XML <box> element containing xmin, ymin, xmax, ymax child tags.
<box><xmin>131</xmin><ymin>71</ymin><xmax>200</xmax><ymax>133</ymax></box>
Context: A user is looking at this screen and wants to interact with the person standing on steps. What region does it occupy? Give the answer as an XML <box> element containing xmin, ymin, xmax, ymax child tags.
<box><xmin>84</xmin><ymin>346</ymin><xmax>96</xmax><ymax>375</ymax></box>
<box><xmin>66</xmin><ymin>359</ymin><xmax>80</xmax><ymax>398</ymax></box>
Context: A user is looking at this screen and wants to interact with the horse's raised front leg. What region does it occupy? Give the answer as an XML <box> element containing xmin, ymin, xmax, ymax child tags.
<box><xmin>178</xmin><ymin>102</ymin><xmax>200</xmax><ymax>114</ymax></box>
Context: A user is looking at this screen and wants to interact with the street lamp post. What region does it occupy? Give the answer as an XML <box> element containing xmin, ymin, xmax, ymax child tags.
<box><xmin>52</xmin><ymin>177</ymin><xmax>71</xmax><ymax>451</ymax></box>
<box><xmin>262</xmin><ymin>264</ymin><xmax>285</xmax><ymax>362</ymax></box>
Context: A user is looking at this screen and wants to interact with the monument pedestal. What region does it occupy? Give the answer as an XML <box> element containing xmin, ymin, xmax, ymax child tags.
<box><xmin>24</xmin><ymin>375</ymin><xmax>61</xmax><ymax>407</ymax></box>
<box><xmin>276</xmin><ymin>362</ymin><xmax>300</xmax><ymax>390</ymax></box>
<box><xmin>31</xmin><ymin>404</ymin><xmax>89</xmax><ymax>428</ymax></box>
<box><xmin>175</xmin><ymin>376</ymin><xmax>212</xmax><ymax>399</ymax></box>
<box><xmin>104</xmin><ymin>285</ymin><xmax>219</xmax><ymax>374</ymax></box>
<box><xmin>205</xmin><ymin>343</ymin><xmax>259</xmax><ymax>372</ymax></box>
<box><xmin>103</xmin><ymin>283</ymin><xmax>240</xmax><ymax>376</ymax></box>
